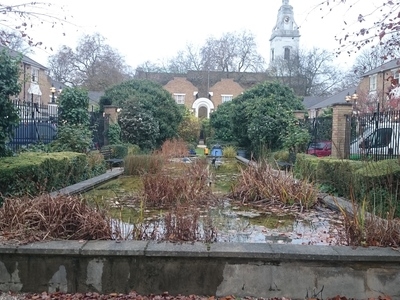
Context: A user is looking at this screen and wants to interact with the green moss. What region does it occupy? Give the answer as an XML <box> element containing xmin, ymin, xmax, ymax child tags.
<box><xmin>249</xmin><ymin>214</ymin><xmax>295</xmax><ymax>228</ymax></box>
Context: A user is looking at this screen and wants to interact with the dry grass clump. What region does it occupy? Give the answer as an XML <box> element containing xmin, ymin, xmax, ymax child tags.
<box><xmin>164</xmin><ymin>205</ymin><xmax>216</xmax><ymax>243</ymax></box>
<box><xmin>160</xmin><ymin>138</ymin><xmax>189</xmax><ymax>158</ymax></box>
<box><xmin>0</xmin><ymin>194</ymin><xmax>112</xmax><ymax>243</ymax></box>
<box><xmin>229</xmin><ymin>161</ymin><xmax>317</xmax><ymax>210</ymax></box>
<box><xmin>339</xmin><ymin>200</ymin><xmax>400</xmax><ymax>247</ymax></box>
<box><xmin>223</xmin><ymin>146</ymin><xmax>237</xmax><ymax>158</ymax></box>
<box><xmin>124</xmin><ymin>154</ymin><xmax>164</xmax><ymax>175</ymax></box>
<box><xmin>142</xmin><ymin>159</ymin><xmax>216</xmax><ymax>207</ymax></box>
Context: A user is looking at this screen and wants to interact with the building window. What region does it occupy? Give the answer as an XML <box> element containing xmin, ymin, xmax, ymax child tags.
<box><xmin>392</xmin><ymin>69</ymin><xmax>400</xmax><ymax>83</ymax></box>
<box><xmin>31</xmin><ymin>68</ymin><xmax>39</xmax><ymax>83</ymax></box>
<box><xmin>284</xmin><ymin>48</ymin><xmax>290</xmax><ymax>60</ymax></box>
<box><xmin>369</xmin><ymin>74</ymin><xmax>377</xmax><ymax>91</ymax></box>
<box><xmin>271</xmin><ymin>49</ymin><xmax>274</xmax><ymax>61</ymax></box>
<box><xmin>221</xmin><ymin>94</ymin><xmax>233</xmax><ymax>103</ymax></box>
<box><xmin>174</xmin><ymin>93</ymin><xmax>185</xmax><ymax>104</ymax></box>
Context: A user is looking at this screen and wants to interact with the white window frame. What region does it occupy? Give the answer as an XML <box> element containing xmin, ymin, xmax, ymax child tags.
<box><xmin>392</xmin><ymin>69</ymin><xmax>400</xmax><ymax>80</ymax></box>
<box><xmin>31</xmin><ymin>67</ymin><xmax>39</xmax><ymax>83</ymax></box>
<box><xmin>369</xmin><ymin>74</ymin><xmax>377</xmax><ymax>91</ymax></box>
<box><xmin>174</xmin><ymin>93</ymin><xmax>185</xmax><ymax>105</ymax></box>
<box><xmin>221</xmin><ymin>94</ymin><xmax>233</xmax><ymax>103</ymax></box>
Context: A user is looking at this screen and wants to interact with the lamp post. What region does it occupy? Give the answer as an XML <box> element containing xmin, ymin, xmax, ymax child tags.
<box><xmin>50</xmin><ymin>85</ymin><xmax>56</xmax><ymax>103</ymax></box>
<box><xmin>345</xmin><ymin>90</ymin><xmax>358</xmax><ymax>111</ymax></box>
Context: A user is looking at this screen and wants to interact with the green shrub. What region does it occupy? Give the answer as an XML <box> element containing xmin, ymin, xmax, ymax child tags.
<box><xmin>51</xmin><ymin>124</ymin><xmax>92</xmax><ymax>153</ymax></box>
<box><xmin>0</xmin><ymin>152</ymin><xmax>104</xmax><ymax>202</ymax></box>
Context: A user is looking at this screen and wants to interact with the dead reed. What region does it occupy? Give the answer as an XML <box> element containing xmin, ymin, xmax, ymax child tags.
<box><xmin>229</xmin><ymin>161</ymin><xmax>317</xmax><ymax>210</ymax></box>
<box><xmin>124</xmin><ymin>154</ymin><xmax>164</xmax><ymax>175</ymax></box>
<box><xmin>142</xmin><ymin>159</ymin><xmax>216</xmax><ymax>207</ymax></box>
<box><xmin>160</xmin><ymin>138</ymin><xmax>189</xmax><ymax>158</ymax></box>
<box><xmin>338</xmin><ymin>198</ymin><xmax>400</xmax><ymax>247</ymax></box>
<box><xmin>0</xmin><ymin>194</ymin><xmax>112</xmax><ymax>243</ymax></box>
<box><xmin>164</xmin><ymin>205</ymin><xmax>216</xmax><ymax>243</ymax></box>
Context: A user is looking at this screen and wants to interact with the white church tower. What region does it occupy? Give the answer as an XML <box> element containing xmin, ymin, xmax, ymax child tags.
<box><xmin>269</xmin><ymin>0</ymin><xmax>300</xmax><ymax>62</ymax></box>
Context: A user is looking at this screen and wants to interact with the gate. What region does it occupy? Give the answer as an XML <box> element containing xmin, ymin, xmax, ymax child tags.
<box><xmin>349</xmin><ymin>110</ymin><xmax>400</xmax><ymax>160</ymax></box>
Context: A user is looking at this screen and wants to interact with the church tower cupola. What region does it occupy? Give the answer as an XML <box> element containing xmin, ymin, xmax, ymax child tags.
<box><xmin>269</xmin><ymin>0</ymin><xmax>300</xmax><ymax>62</ymax></box>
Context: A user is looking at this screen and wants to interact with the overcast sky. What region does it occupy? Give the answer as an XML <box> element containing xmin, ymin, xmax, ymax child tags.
<box><xmin>8</xmin><ymin>0</ymin><xmax>384</xmax><ymax>70</ymax></box>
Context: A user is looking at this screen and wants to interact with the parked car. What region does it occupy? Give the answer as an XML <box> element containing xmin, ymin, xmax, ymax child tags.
<box><xmin>350</xmin><ymin>122</ymin><xmax>400</xmax><ymax>157</ymax></box>
<box><xmin>8</xmin><ymin>122</ymin><xmax>57</xmax><ymax>151</ymax></box>
<box><xmin>307</xmin><ymin>141</ymin><xmax>332</xmax><ymax>157</ymax></box>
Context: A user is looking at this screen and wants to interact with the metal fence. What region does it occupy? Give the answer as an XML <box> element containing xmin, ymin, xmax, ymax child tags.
<box><xmin>304</xmin><ymin>116</ymin><xmax>332</xmax><ymax>144</ymax></box>
<box><xmin>349</xmin><ymin>110</ymin><xmax>400</xmax><ymax>160</ymax></box>
<box><xmin>8</xmin><ymin>101</ymin><xmax>58</xmax><ymax>151</ymax></box>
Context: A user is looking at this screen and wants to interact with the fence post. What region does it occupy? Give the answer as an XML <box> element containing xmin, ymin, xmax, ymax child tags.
<box><xmin>331</xmin><ymin>103</ymin><xmax>353</xmax><ymax>159</ymax></box>
<box><xmin>103</xmin><ymin>105</ymin><xmax>121</xmax><ymax>146</ymax></box>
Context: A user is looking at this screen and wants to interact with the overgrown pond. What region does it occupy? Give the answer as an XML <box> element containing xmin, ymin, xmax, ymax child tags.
<box><xmin>82</xmin><ymin>158</ymin><xmax>345</xmax><ymax>245</ymax></box>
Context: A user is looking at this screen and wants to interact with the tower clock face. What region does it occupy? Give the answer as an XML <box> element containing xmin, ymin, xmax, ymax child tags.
<box><xmin>284</xmin><ymin>16</ymin><xmax>290</xmax><ymax>23</ymax></box>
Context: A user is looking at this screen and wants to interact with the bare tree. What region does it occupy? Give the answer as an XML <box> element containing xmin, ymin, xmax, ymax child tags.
<box><xmin>48</xmin><ymin>33</ymin><xmax>132</xmax><ymax>91</ymax></box>
<box><xmin>200</xmin><ymin>31</ymin><xmax>265</xmax><ymax>73</ymax></box>
<box><xmin>166</xmin><ymin>44</ymin><xmax>204</xmax><ymax>73</ymax></box>
<box><xmin>0</xmin><ymin>2</ymin><xmax>69</xmax><ymax>50</ymax></box>
<box><xmin>0</xmin><ymin>30</ymin><xmax>32</xmax><ymax>54</ymax></box>
<box><xmin>352</xmin><ymin>45</ymin><xmax>400</xmax><ymax>76</ymax></box>
<box><xmin>314</xmin><ymin>1</ymin><xmax>400</xmax><ymax>59</ymax></box>
<box><xmin>269</xmin><ymin>48</ymin><xmax>344</xmax><ymax>96</ymax></box>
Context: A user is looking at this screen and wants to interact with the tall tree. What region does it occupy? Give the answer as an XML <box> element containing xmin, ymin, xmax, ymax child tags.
<box><xmin>269</xmin><ymin>48</ymin><xmax>343</xmax><ymax>96</ymax></box>
<box><xmin>200</xmin><ymin>30</ymin><xmax>265</xmax><ymax>73</ymax></box>
<box><xmin>0</xmin><ymin>49</ymin><xmax>20</xmax><ymax>157</ymax></box>
<box><xmin>230</xmin><ymin>82</ymin><xmax>304</xmax><ymax>155</ymax></box>
<box><xmin>58</xmin><ymin>87</ymin><xmax>90</xmax><ymax>126</ymax></box>
<box><xmin>48</xmin><ymin>33</ymin><xmax>133</xmax><ymax>91</ymax></box>
<box><xmin>138</xmin><ymin>30</ymin><xmax>266</xmax><ymax>74</ymax></box>
<box><xmin>100</xmin><ymin>80</ymin><xmax>183</xmax><ymax>149</ymax></box>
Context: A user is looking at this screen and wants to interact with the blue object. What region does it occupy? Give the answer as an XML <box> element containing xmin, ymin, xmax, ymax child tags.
<box><xmin>210</xmin><ymin>144</ymin><xmax>223</xmax><ymax>157</ymax></box>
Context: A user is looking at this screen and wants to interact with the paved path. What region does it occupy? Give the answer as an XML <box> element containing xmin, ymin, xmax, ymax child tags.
<box><xmin>50</xmin><ymin>168</ymin><xmax>124</xmax><ymax>197</ymax></box>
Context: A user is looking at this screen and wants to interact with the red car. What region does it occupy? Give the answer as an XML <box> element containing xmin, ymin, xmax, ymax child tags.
<box><xmin>307</xmin><ymin>141</ymin><xmax>332</xmax><ymax>157</ymax></box>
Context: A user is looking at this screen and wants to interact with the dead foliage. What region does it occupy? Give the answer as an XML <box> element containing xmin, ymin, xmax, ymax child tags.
<box><xmin>164</xmin><ymin>204</ymin><xmax>216</xmax><ymax>243</ymax></box>
<box><xmin>0</xmin><ymin>194</ymin><xmax>112</xmax><ymax>243</ymax></box>
<box><xmin>229</xmin><ymin>161</ymin><xmax>317</xmax><ymax>211</ymax></box>
<box><xmin>142</xmin><ymin>159</ymin><xmax>216</xmax><ymax>208</ymax></box>
<box><xmin>3</xmin><ymin>290</ymin><xmax>393</xmax><ymax>300</ymax></box>
<box><xmin>337</xmin><ymin>198</ymin><xmax>400</xmax><ymax>247</ymax></box>
<box><xmin>160</xmin><ymin>138</ymin><xmax>189</xmax><ymax>159</ymax></box>
<box><xmin>124</xmin><ymin>154</ymin><xmax>164</xmax><ymax>176</ymax></box>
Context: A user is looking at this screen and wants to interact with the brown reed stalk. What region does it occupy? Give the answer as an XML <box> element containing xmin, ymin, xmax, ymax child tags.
<box><xmin>0</xmin><ymin>194</ymin><xmax>112</xmax><ymax>243</ymax></box>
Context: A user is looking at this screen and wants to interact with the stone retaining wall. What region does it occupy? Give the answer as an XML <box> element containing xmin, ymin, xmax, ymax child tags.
<box><xmin>1</xmin><ymin>241</ymin><xmax>400</xmax><ymax>299</ymax></box>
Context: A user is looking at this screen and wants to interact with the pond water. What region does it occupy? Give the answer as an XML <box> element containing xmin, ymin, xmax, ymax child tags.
<box><xmin>84</xmin><ymin>161</ymin><xmax>346</xmax><ymax>246</ymax></box>
<box><xmin>101</xmin><ymin>196</ymin><xmax>345</xmax><ymax>245</ymax></box>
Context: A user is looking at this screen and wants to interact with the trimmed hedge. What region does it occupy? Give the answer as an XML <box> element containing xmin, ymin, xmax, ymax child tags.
<box><xmin>294</xmin><ymin>154</ymin><xmax>399</xmax><ymax>205</ymax></box>
<box><xmin>0</xmin><ymin>152</ymin><xmax>106</xmax><ymax>200</ymax></box>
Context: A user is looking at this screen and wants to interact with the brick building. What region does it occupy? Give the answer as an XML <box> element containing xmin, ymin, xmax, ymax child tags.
<box><xmin>135</xmin><ymin>69</ymin><xmax>306</xmax><ymax>118</ymax></box>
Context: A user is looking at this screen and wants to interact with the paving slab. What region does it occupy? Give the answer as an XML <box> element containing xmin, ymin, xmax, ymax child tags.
<box><xmin>16</xmin><ymin>240</ymin><xmax>86</xmax><ymax>255</ymax></box>
<box><xmin>50</xmin><ymin>168</ymin><xmax>124</xmax><ymax>196</ymax></box>
<box><xmin>146</xmin><ymin>241</ymin><xmax>209</xmax><ymax>257</ymax></box>
<box><xmin>81</xmin><ymin>240</ymin><xmax>147</xmax><ymax>256</ymax></box>
<box><xmin>208</xmin><ymin>242</ymin><xmax>276</xmax><ymax>259</ymax></box>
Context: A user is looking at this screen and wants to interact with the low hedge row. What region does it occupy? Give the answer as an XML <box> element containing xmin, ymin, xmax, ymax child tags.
<box><xmin>294</xmin><ymin>153</ymin><xmax>400</xmax><ymax>205</ymax></box>
<box><xmin>0</xmin><ymin>152</ymin><xmax>106</xmax><ymax>200</ymax></box>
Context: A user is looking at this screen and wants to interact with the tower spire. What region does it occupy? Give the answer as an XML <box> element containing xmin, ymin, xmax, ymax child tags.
<box><xmin>269</xmin><ymin>0</ymin><xmax>300</xmax><ymax>62</ymax></box>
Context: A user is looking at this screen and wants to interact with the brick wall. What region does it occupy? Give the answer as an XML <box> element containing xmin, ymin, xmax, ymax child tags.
<box><xmin>209</xmin><ymin>78</ymin><xmax>244</xmax><ymax>107</ymax></box>
<box><xmin>163</xmin><ymin>77</ymin><xmax>198</xmax><ymax>110</ymax></box>
<box><xmin>331</xmin><ymin>103</ymin><xmax>352</xmax><ymax>159</ymax></box>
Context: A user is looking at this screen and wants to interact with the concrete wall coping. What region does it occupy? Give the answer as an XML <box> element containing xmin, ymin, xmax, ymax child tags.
<box><xmin>2</xmin><ymin>240</ymin><xmax>399</xmax><ymax>262</ymax></box>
